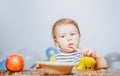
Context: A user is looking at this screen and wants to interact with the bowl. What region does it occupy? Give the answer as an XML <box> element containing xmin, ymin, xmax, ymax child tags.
<box><xmin>36</xmin><ymin>61</ymin><xmax>76</xmax><ymax>74</ymax></box>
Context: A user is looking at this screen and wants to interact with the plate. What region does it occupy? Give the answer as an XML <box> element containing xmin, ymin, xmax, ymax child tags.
<box><xmin>36</xmin><ymin>61</ymin><xmax>76</xmax><ymax>74</ymax></box>
<box><xmin>36</xmin><ymin>61</ymin><xmax>76</xmax><ymax>66</ymax></box>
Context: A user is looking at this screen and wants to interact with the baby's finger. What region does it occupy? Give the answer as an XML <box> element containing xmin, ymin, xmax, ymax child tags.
<box><xmin>83</xmin><ymin>49</ymin><xmax>89</xmax><ymax>56</ymax></box>
<box><xmin>87</xmin><ymin>49</ymin><xmax>96</xmax><ymax>57</ymax></box>
<box><xmin>91</xmin><ymin>52</ymin><xmax>96</xmax><ymax>57</ymax></box>
<box><xmin>80</xmin><ymin>48</ymin><xmax>87</xmax><ymax>56</ymax></box>
<box><xmin>71</xmin><ymin>45</ymin><xmax>79</xmax><ymax>51</ymax></box>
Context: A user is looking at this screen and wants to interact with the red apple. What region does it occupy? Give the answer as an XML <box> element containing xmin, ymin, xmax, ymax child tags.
<box><xmin>6</xmin><ymin>54</ymin><xmax>24</xmax><ymax>72</ymax></box>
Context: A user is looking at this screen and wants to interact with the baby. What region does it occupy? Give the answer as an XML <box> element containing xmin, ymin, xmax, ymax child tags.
<box><xmin>50</xmin><ymin>18</ymin><xmax>108</xmax><ymax>70</ymax></box>
<box><xmin>35</xmin><ymin>18</ymin><xmax>108</xmax><ymax>71</ymax></box>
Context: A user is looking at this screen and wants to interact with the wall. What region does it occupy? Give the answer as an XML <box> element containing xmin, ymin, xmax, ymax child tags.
<box><xmin>0</xmin><ymin>0</ymin><xmax>120</xmax><ymax>61</ymax></box>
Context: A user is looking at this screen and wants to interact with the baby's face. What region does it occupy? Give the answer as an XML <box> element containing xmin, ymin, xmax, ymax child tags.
<box><xmin>55</xmin><ymin>24</ymin><xmax>80</xmax><ymax>53</ymax></box>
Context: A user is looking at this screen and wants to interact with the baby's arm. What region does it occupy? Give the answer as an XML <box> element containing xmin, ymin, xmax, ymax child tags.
<box><xmin>94</xmin><ymin>54</ymin><xmax>108</xmax><ymax>69</ymax></box>
<box><xmin>80</xmin><ymin>48</ymin><xmax>108</xmax><ymax>69</ymax></box>
<box><xmin>73</xmin><ymin>46</ymin><xmax>108</xmax><ymax>69</ymax></box>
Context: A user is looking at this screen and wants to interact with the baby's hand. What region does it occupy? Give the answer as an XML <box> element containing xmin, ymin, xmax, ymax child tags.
<box><xmin>71</xmin><ymin>45</ymin><xmax>98</xmax><ymax>58</ymax></box>
<box><xmin>81</xmin><ymin>48</ymin><xmax>97</xmax><ymax>58</ymax></box>
<box><xmin>34</xmin><ymin>64</ymin><xmax>41</xmax><ymax>69</ymax></box>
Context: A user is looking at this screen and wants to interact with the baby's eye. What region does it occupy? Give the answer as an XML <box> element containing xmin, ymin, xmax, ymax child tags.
<box><xmin>70</xmin><ymin>33</ymin><xmax>76</xmax><ymax>36</ymax></box>
<box><xmin>60</xmin><ymin>35</ymin><xmax>65</xmax><ymax>38</ymax></box>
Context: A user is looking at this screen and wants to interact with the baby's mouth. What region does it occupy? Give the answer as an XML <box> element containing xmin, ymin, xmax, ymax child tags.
<box><xmin>68</xmin><ymin>43</ymin><xmax>74</xmax><ymax>48</ymax></box>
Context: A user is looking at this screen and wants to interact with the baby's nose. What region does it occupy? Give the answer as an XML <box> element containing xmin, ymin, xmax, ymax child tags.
<box><xmin>67</xmin><ymin>36</ymin><xmax>72</xmax><ymax>41</ymax></box>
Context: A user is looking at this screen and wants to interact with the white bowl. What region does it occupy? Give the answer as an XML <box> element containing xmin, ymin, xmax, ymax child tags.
<box><xmin>37</xmin><ymin>61</ymin><xmax>76</xmax><ymax>74</ymax></box>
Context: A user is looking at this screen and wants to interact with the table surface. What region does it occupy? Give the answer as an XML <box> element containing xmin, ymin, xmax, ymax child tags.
<box><xmin>0</xmin><ymin>69</ymin><xmax>120</xmax><ymax>76</ymax></box>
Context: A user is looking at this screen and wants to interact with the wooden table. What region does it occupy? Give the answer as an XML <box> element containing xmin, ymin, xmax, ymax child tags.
<box><xmin>0</xmin><ymin>69</ymin><xmax>120</xmax><ymax>76</ymax></box>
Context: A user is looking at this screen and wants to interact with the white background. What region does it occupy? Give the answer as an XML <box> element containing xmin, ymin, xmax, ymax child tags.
<box><xmin>0</xmin><ymin>0</ymin><xmax>120</xmax><ymax>61</ymax></box>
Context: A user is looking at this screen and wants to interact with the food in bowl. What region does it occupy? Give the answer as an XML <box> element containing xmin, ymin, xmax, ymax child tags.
<box><xmin>36</xmin><ymin>61</ymin><xmax>76</xmax><ymax>74</ymax></box>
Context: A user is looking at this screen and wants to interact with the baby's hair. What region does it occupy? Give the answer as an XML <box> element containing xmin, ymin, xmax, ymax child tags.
<box><xmin>52</xmin><ymin>18</ymin><xmax>81</xmax><ymax>43</ymax></box>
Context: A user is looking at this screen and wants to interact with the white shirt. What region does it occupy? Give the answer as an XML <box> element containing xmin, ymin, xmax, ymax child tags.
<box><xmin>56</xmin><ymin>51</ymin><xmax>82</xmax><ymax>63</ymax></box>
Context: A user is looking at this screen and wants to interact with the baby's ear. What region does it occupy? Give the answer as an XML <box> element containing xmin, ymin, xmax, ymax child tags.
<box><xmin>55</xmin><ymin>42</ymin><xmax>59</xmax><ymax>47</ymax></box>
<box><xmin>55</xmin><ymin>39</ymin><xmax>59</xmax><ymax>47</ymax></box>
